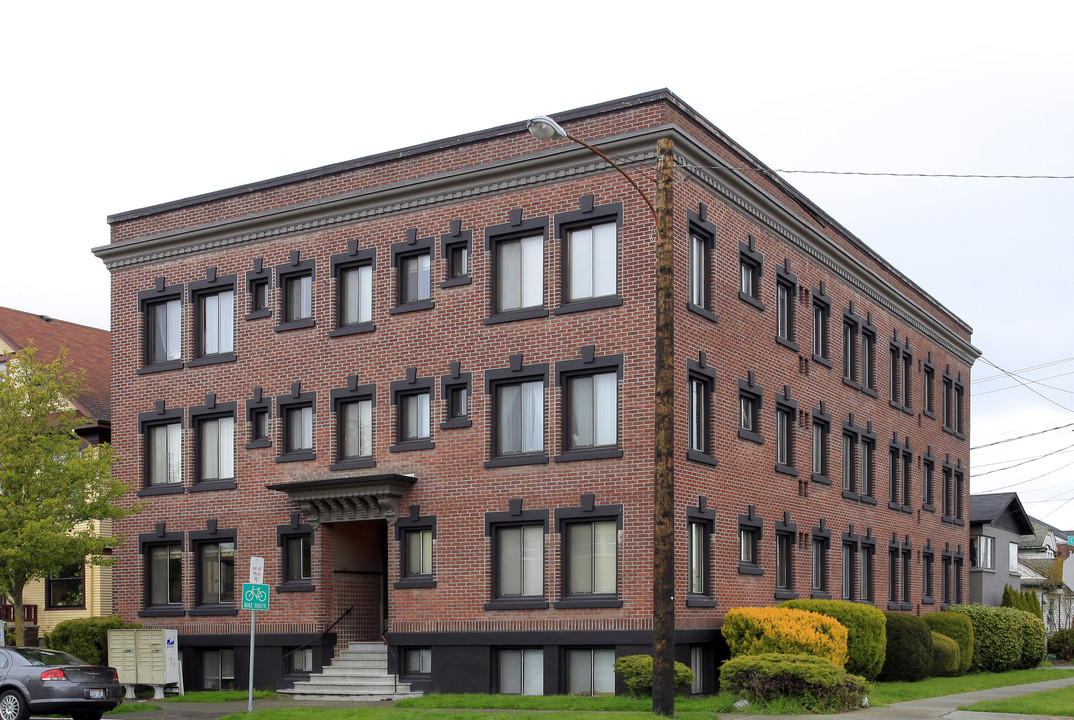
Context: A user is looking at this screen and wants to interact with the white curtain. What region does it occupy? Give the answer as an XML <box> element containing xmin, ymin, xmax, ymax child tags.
<box><xmin>520</xmin><ymin>235</ymin><xmax>543</xmax><ymax>308</ymax></box>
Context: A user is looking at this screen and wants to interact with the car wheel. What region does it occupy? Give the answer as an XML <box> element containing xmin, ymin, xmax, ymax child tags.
<box><xmin>0</xmin><ymin>690</ymin><xmax>29</xmax><ymax>720</ymax></box>
<box><xmin>72</xmin><ymin>713</ymin><xmax>103</xmax><ymax>720</ymax></box>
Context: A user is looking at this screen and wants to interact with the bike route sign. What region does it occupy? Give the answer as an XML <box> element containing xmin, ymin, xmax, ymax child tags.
<box><xmin>241</xmin><ymin>583</ymin><xmax>270</xmax><ymax>611</ymax></box>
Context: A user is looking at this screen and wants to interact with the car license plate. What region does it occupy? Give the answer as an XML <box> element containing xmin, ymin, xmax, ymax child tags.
<box><xmin>89</xmin><ymin>689</ymin><xmax>105</xmax><ymax>699</ymax></box>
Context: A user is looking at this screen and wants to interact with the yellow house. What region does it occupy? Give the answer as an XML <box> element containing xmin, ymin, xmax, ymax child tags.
<box><xmin>0</xmin><ymin>307</ymin><xmax>112</xmax><ymax>639</ymax></box>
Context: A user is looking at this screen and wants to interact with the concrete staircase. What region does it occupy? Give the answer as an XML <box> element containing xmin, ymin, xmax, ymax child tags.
<box><xmin>280</xmin><ymin>641</ymin><xmax>422</xmax><ymax>701</ymax></box>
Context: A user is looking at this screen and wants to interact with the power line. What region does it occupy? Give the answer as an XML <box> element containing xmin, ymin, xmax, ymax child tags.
<box><xmin>977</xmin><ymin>356</ymin><xmax>1074</xmax><ymax>414</ymax></box>
<box><xmin>971</xmin><ymin>440</ymin><xmax>1074</xmax><ymax>479</ymax></box>
<box><xmin>974</xmin><ymin>456</ymin><xmax>1074</xmax><ymax>492</ymax></box>
<box><xmin>974</xmin><ymin>369</ymin><xmax>1074</xmax><ymax>397</ymax></box>
<box><xmin>976</xmin><ymin>357</ymin><xmax>1074</xmax><ymax>384</ymax></box>
<box><xmin>970</xmin><ymin>421</ymin><xmax>1074</xmax><ymax>450</ymax></box>
<box><xmin>677</xmin><ymin>162</ymin><xmax>1074</xmax><ymax>180</ymax></box>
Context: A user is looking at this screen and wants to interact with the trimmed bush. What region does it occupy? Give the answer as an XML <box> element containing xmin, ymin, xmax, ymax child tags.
<box><xmin>930</xmin><ymin>632</ymin><xmax>960</xmax><ymax>677</ymax></box>
<box><xmin>879</xmin><ymin>612</ymin><xmax>933</xmax><ymax>682</ymax></box>
<box><xmin>780</xmin><ymin>598</ymin><xmax>886</xmax><ymax>680</ymax></box>
<box><xmin>722</xmin><ymin>607</ymin><xmax>849</xmax><ymax>667</ymax></box>
<box><xmin>922</xmin><ymin>611</ymin><xmax>974</xmax><ymax>675</ymax></box>
<box><xmin>46</xmin><ymin>615</ymin><xmax>141</xmax><ymax>665</ymax></box>
<box><xmin>1048</xmin><ymin>628</ymin><xmax>1074</xmax><ymax>661</ymax></box>
<box><xmin>613</xmin><ymin>655</ymin><xmax>695</xmax><ymax>697</ymax></box>
<box><xmin>947</xmin><ymin>604</ymin><xmax>1024</xmax><ymax>672</ymax></box>
<box><xmin>719</xmin><ymin>653</ymin><xmax>870</xmax><ymax>713</ymax></box>
<box><xmin>1011</xmin><ymin>610</ymin><xmax>1046</xmax><ymax>669</ymax></box>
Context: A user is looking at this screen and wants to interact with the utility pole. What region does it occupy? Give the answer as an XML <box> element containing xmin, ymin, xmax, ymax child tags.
<box><xmin>652</xmin><ymin>136</ymin><xmax>676</xmax><ymax>717</ymax></box>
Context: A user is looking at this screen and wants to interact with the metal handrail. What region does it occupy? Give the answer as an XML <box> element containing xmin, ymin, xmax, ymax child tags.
<box><xmin>280</xmin><ymin>605</ymin><xmax>353</xmax><ymax>662</ymax></box>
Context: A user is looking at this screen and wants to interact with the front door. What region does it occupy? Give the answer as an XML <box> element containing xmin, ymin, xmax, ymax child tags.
<box><xmin>330</xmin><ymin>520</ymin><xmax>387</xmax><ymax>653</ymax></box>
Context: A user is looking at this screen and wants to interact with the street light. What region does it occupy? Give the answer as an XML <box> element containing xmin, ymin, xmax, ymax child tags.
<box><xmin>527</xmin><ymin>116</ymin><xmax>677</xmax><ymax>717</ymax></box>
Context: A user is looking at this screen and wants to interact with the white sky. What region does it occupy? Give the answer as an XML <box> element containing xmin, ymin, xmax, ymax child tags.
<box><xmin>2</xmin><ymin>1</ymin><xmax>1072</xmax><ymax>530</ymax></box>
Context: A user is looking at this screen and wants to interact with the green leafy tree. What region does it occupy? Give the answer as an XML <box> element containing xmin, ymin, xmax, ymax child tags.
<box><xmin>0</xmin><ymin>345</ymin><xmax>131</xmax><ymax>645</ymax></box>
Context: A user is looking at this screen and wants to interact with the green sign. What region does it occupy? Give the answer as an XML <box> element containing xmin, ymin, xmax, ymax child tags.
<box><xmin>241</xmin><ymin>583</ymin><xmax>270</xmax><ymax>611</ymax></box>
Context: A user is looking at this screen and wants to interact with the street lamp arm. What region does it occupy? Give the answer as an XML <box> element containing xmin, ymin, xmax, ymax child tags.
<box><xmin>562</xmin><ymin>133</ymin><xmax>658</xmax><ymax>222</ymax></box>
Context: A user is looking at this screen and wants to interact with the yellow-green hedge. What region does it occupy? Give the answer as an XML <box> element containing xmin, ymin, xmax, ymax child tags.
<box><xmin>722</xmin><ymin>606</ymin><xmax>849</xmax><ymax>667</ymax></box>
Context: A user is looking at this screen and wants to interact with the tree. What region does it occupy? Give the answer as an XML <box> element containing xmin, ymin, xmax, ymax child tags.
<box><xmin>0</xmin><ymin>345</ymin><xmax>130</xmax><ymax>645</ymax></box>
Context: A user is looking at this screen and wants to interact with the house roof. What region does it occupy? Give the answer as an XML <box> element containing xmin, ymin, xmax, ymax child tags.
<box><xmin>970</xmin><ymin>492</ymin><xmax>1035</xmax><ymax>535</ymax></box>
<box><xmin>1020</xmin><ymin>520</ymin><xmax>1058</xmax><ymax>550</ymax></box>
<box><xmin>0</xmin><ymin>306</ymin><xmax>110</xmax><ymax>424</ymax></box>
<box><xmin>1019</xmin><ymin>557</ymin><xmax>1063</xmax><ymax>587</ymax></box>
<box><xmin>1029</xmin><ymin>515</ymin><xmax>1072</xmax><ymax>544</ymax></box>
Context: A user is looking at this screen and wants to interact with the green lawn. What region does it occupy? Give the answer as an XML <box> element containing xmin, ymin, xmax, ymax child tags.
<box><xmin>869</xmin><ymin>668</ymin><xmax>1074</xmax><ymax>705</ymax></box>
<box><xmin>959</xmin><ymin>684</ymin><xmax>1074</xmax><ymax>716</ymax></box>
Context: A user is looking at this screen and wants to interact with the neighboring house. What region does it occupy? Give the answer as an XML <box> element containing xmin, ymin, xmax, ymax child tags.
<box><xmin>0</xmin><ymin>307</ymin><xmax>112</xmax><ymax>638</ymax></box>
<box><xmin>1020</xmin><ymin>517</ymin><xmax>1074</xmax><ymax>633</ymax></box>
<box><xmin>93</xmin><ymin>90</ymin><xmax>977</xmax><ymax>695</ymax></box>
<box><xmin>968</xmin><ymin>492</ymin><xmax>1033</xmax><ymax>606</ymax></box>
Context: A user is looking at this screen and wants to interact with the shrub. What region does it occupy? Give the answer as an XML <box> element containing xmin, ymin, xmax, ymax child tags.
<box><xmin>922</xmin><ymin>611</ymin><xmax>974</xmax><ymax>675</ymax></box>
<box><xmin>930</xmin><ymin>632</ymin><xmax>960</xmax><ymax>677</ymax></box>
<box><xmin>1011</xmin><ymin>610</ymin><xmax>1046</xmax><ymax>669</ymax></box>
<box><xmin>1022</xmin><ymin>589</ymin><xmax>1042</xmax><ymax>619</ymax></box>
<box><xmin>612</xmin><ymin>655</ymin><xmax>694</xmax><ymax>697</ymax></box>
<box><xmin>719</xmin><ymin>653</ymin><xmax>870</xmax><ymax>713</ymax></box>
<box><xmin>722</xmin><ymin>607</ymin><xmax>849</xmax><ymax>667</ymax></box>
<box><xmin>947</xmin><ymin>604</ymin><xmax>1024</xmax><ymax>672</ymax></box>
<box><xmin>780</xmin><ymin>598</ymin><xmax>886</xmax><ymax>680</ymax></box>
<box><xmin>879</xmin><ymin>612</ymin><xmax>933</xmax><ymax>682</ymax></box>
<box><xmin>1048</xmin><ymin>628</ymin><xmax>1074</xmax><ymax>661</ymax></box>
<box><xmin>46</xmin><ymin>616</ymin><xmax>141</xmax><ymax>665</ymax></box>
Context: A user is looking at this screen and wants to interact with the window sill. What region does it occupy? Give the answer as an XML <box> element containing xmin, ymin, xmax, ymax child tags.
<box><xmin>774</xmin><ymin>589</ymin><xmax>798</xmax><ymax>600</ymax></box>
<box><xmin>329</xmin><ymin>457</ymin><xmax>376</xmax><ymax>471</ymax></box>
<box><xmin>390</xmin><ymin>439</ymin><xmax>435</xmax><ymax>453</ymax></box>
<box><xmin>484</xmin><ymin>598</ymin><xmax>549</xmax><ymax>611</ymax></box>
<box><xmin>922</xmin><ymin>503</ymin><xmax>936</xmax><ymax>513</ymax></box>
<box><xmin>687</xmin><ymin>449</ymin><xmax>718</xmax><ymax>466</ymax></box>
<box><xmin>276</xmin><ymin>451</ymin><xmax>316</xmax><ymax>463</ymax></box>
<box><xmin>137</xmin><ymin>360</ymin><xmax>184</xmax><ymax>375</ymax></box>
<box><xmin>555</xmin><ymin>446</ymin><xmax>624</xmax><ymax>463</ymax></box>
<box><xmin>277</xmin><ymin>583</ymin><xmax>316</xmax><ymax>593</ymax></box>
<box><xmin>842</xmin><ymin>489</ymin><xmax>859</xmax><ymax>501</ymax></box>
<box><xmin>554</xmin><ymin>596</ymin><xmax>623</xmax><ymax>609</ymax></box>
<box><xmin>394</xmin><ymin>578</ymin><xmax>437</xmax><ymax>589</ymax></box>
<box><xmin>811</xmin><ymin>473</ymin><xmax>832</xmax><ymax>485</ymax></box>
<box><xmin>843</xmin><ymin>377</ymin><xmax>862</xmax><ymax>391</ymax></box>
<box><xmin>245</xmin><ymin>308</ymin><xmax>271</xmax><ymax>321</ymax></box>
<box><xmin>738</xmin><ymin>292</ymin><xmax>765</xmax><ymax>311</ymax></box>
<box><xmin>812</xmin><ymin>355</ymin><xmax>833</xmax><ymax>369</ymax></box>
<box><xmin>922</xmin><ymin>596</ymin><xmax>935</xmax><ymax>605</ymax></box>
<box><xmin>902</xmin><ymin>406</ymin><xmax>915</xmax><ymax>416</ymax></box>
<box><xmin>189</xmin><ymin>605</ymin><xmax>239</xmax><ymax>616</ymax></box>
<box><xmin>686</xmin><ymin>595</ymin><xmax>717</xmax><ymax>608</ymax></box>
<box><xmin>189</xmin><ymin>480</ymin><xmax>237</xmax><ymax>493</ymax></box>
<box><xmin>862</xmin><ymin>387</ymin><xmax>878</xmax><ymax>398</ymax></box>
<box><xmin>440</xmin><ymin>275</ymin><xmax>472</xmax><ymax>289</ymax></box>
<box><xmin>775</xmin><ymin>463</ymin><xmax>799</xmax><ymax>477</ymax></box>
<box><xmin>187</xmin><ymin>353</ymin><xmax>237</xmax><ymax>369</ymax></box>
<box><xmin>738</xmin><ymin>563</ymin><xmax>764</xmax><ymax>576</ymax></box>
<box><xmin>901</xmin><ymin>504</ymin><xmax>914</xmax><ymax>514</ymax></box>
<box><xmin>554</xmin><ymin>296</ymin><xmax>623</xmax><ymax>315</ymax></box>
<box><xmin>275</xmin><ymin>318</ymin><xmax>316</xmax><ymax>333</ymax></box>
<box><xmin>737</xmin><ymin>429</ymin><xmax>764</xmax><ymax>444</ymax></box>
<box><xmin>138</xmin><ymin>484</ymin><xmax>184</xmax><ymax>497</ymax></box>
<box><xmin>484</xmin><ymin>307</ymin><xmax>548</xmax><ymax>325</ymax></box>
<box><xmin>888</xmin><ymin>501</ymin><xmax>903</xmax><ymax>512</ymax></box>
<box><xmin>389</xmin><ymin>299</ymin><xmax>435</xmax><ymax>315</ymax></box>
<box><xmin>485</xmin><ymin>453</ymin><xmax>549</xmax><ymax>469</ymax></box>
<box><xmin>775</xmin><ymin>336</ymin><xmax>799</xmax><ymax>353</ymax></box>
<box><xmin>245</xmin><ymin>438</ymin><xmax>272</xmax><ymax>450</ymax></box>
<box><xmin>970</xmin><ymin>568</ymin><xmax>995</xmax><ymax>574</ymax></box>
<box><xmin>810</xmin><ymin>591</ymin><xmax>833</xmax><ymax>600</ymax></box>
<box><xmin>440</xmin><ymin>417</ymin><xmax>472</xmax><ymax>430</ymax></box>
<box><xmin>861</xmin><ymin>494</ymin><xmax>878</xmax><ymax>506</ymax></box>
<box><xmin>686</xmin><ymin>302</ymin><xmax>718</xmax><ymax>323</ymax></box>
<box><xmin>923</xmin><ymin>410</ymin><xmax>936</xmax><ymax>420</ymax></box>
<box><xmin>328</xmin><ymin>322</ymin><xmax>376</xmax><ymax>338</ymax></box>
<box><xmin>138</xmin><ymin>606</ymin><xmax>186</xmax><ymax>617</ymax></box>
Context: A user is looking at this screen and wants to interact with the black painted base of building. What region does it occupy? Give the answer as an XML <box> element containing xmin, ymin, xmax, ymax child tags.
<box><xmin>175</xmin><ymin>632</ymin><xmax>337</xmax><ymax>691</ymax></box>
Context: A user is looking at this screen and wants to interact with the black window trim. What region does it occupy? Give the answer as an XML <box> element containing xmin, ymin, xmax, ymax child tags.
<box><xmin>276</xmin><ymin>512</ymin><xmax>316</xmax><ymax>593</ymax></box>
<box><xmin>737</xmin><ymin>371</ymin><xmax>764</xmax><ymax>445</ymax></box>
<box><xmin>554</xmin><ymin>494</ymin><xmax>623</xmax><ymax>609</ymax></box>
<box><xmin>921</xmin><ymin>446</ymin><xmax>937</xmax><ymax>513</ymax></box>
<box><xmin>440</xmin><ymin>361</ymin><xmax>472</xmax><ymax>430</ymax></box>
<box><xmin>686</xmin><ymin>205</ymin><xmax>718</xmax><ymax>323</ymax></box>
<box><xmin>187</xmin><ymin>267</ymin><xmax>238</xmax><ymax>368</ymax></box>
<box><xmin>686</xmin><ymin>497</ymin><xmax>717</xmax><ymax>607</ymax></box>
<box><xmin>245</xmin><ymin>257</ymin><xmax>272</xmax><ymax>321</ymax></box>
<box><xmin>887</xmin><ymin>434</ymin><xmax>913</xmax><ymax>514</ymax></box>
<box><xmin>137</xmin><ymin>278</ymin><xmax>185</xmax><ymax>374</ymax></box>
<box><xmin>738</xmin><ymin>234</ymin><xmax>765</xmax><ymax>311</ymax></box>
<box><xmin>390</xmin><ymin>230</ymin><xmax>436</xmax><ymax>314</ymax></box>
<box><xmin>484</xmin><ymin>498</ymin><xmax>550</xmax><ymax>610</ymax></box>
<box><xmin>245</xmin><ymin>386</ymin><xmax>272</xmax><ymax>450</ymax></box>
<box><xmin>774</xmin><ymin>386</ymin><xmax>797</xmax><ymax>476</ymax></box>
<box><xmin>774</xmin><ymin>259</ymin><xmax>799</xmax><ymax>352</ymax></box>
<box><xmin>553</xmin><ymin>195</ymin><xmax>624</xmax><ymax>315</ymax></box>
<box><xmin>774</xmin><ymin>511</ymin><xmax>798</xmax><ymax>600</ymax></box>
<box><xmin>394</xmin><ymin>505</ymin><xmax>437</xmax><ymax>589</ymax></box>
<box><xmin>737</xmin><ymin>504</ymin><xmax>764</xmax><ymax>576</ymax></box>
<box><xmin>188</xmin><ymin>393</ymin><xmax>238</xmax><ymax>492</ymax></box>
<box><xmin>686</xmin><ymin>353</ymin><xmax>717</xmax><ymax>466</ymax></box>
<box><xmin>554</xmin><ymin>345</ymin><xmax>624</xmax><ymax>463</ymax></box>
<box><xmin>138</xmin><ymin>400</ymin><xmax>185</xmax><ymax>497</ymax></box>
<box><xmin>811</xmin><ymin>402</ymin><xmax>832</xmax><ymax>485</ymax></box>
<box><xmin>811</xmin><ymin>282</ymin><xmax>832</xmax><ymax>367</ymax></box>
<box><xmin>390</xmin><ymin>367</ymin><xmax>435</xmax><ymax>453</ymax></box>
<box><xmin>329</xmin><ymin>374</ymin><xmax>377</xmax><ymax>470</ymax></box>
<box><xmin>440</xmin><ymin>220</ymin><xmax>473</xmax><ymax>288</ymax></box>
<box><xmin>138</xmin><ymin>523</ymin><xmax>186</xmax><ymax>617</ymax></box>
<box><xmin>329</xmin><ymin>241</ymin><xmax>377</xmax><ymax>337</ymax></box>
<box><xmin>276</xmin><ymin>382</ymin><xmax>317</xmax><ymax>463</ymax></box>
<box><xmin>275</xmin><ymin>251</ymin><xmax>316</xmax><ymax>332</ymax></box>
<box><xmin>485</xmin><ymin>354</ymin><xmax>549</xmax><ymax>468</ymax></box>
<box><xmin>188</xmin><ymin>520</ymin><xmax>239</xmax><ymax>616</ymax></box>
<box><xmin>841</xmin><ymin>415</ymin><xmax>877</xmax><ymax>504</ymax></box>
<box><xmin>810</xmin><ymin>520</ymin><xmax>832</xmax><ymax>600</ymax></box>
<box><xmin>484</xmin><ymin>210</ymin><xmax>550</xmax><ymax>325</ymax></box>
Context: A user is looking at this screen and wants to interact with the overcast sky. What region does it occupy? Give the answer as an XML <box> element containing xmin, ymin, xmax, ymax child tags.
<box><xmin>3</xmin><ymin>1</ymin><xmax>1072</xmax><ymax>530</ymax></box>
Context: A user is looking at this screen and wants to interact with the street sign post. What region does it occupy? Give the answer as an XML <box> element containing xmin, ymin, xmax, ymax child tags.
<box><xmin>246</xmin><ymin>558</ymin><xmax>267</xmax><ymax>713</ymax></box>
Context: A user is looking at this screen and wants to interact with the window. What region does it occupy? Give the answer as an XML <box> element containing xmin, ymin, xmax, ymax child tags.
<box><xmin>842</xmin><ymin>417</ymin><xmax>876</xmax><ymax>501</ymax></box>
<box><xmin>290</xmin><ymin>648</ymin><xmax>314</xmax><ymax>673</ymax></box>
<box><xmin>47</xmin><ymin>563</ymin><xmax>84</xmax><ymax>608</ymax></box>
<box><xmin>860</xmin><ymin>541</ymin><xmax>875</xmax><ymax>602</ymax></box>
<box><xmin>861</xmin><ymin>437</ymin><xmax>875</xmax><ymax>498</ymax></box>
<box><xmin>774</xmin><ymin>261</ymin><xmax>798</xmax><ymax>350</ymax></box>
<box><xmin>394</xmin><ymin>507</ymin><xmax>436</xmax><ymax>588</ymax></box>
<box><xmin>690</xmin><ymin>646</ymin><xmax>705</xmax><ymax>694</ymax></box>
<box><xmin>842</xmin><ymin>542</ymin><xmax>856</xmax><ymax>600</ymax></box>
<box><xmin>922</xmin><ymin>452</ymin><xmax>936</xmax><ymax>510</ymax></box>
<box><xmin>499</xmin><ymin>649</ymin><xmax>543</xmax><ymax>695</ymax></box>
<box><xmin>811</xmin><ymin>403</ymin><xmax>831</xmax><ymax>484</ymax></box>
<box><xmin>942</xmin><ymin>554</ymin><xmax>952</xmax><ymax>605</ymax></box>
<box><xmin>888</xmin><ymin>539</ymin><xmax>911</xmax><ymax>609</ymax></box>
<box><xmin>400</xmin><ymin>253</ymin><xmax>431</xmax><ymax>305</ymax></box>
<box><xmin>277</xmin><ymin>514</ymin><xmax>315</xmax><ymax>592</ymax></box>
<box><xmin>399</xmin><ymin>392</ymin><xmax>430</xmax><ymax>443</ymax></box>
<box><xmin>842</xmin><ymin>433</ymin><xmax>855</xmax><ymax>493</ymax></box>
<box><xmin>687</xmin><ymin>355</ymin><xmax>717</xmax><ymax>465</ymax></box>
<box><xmin>556</xmin><ymin>349</ymin><xmax>623</xmax><ymax>461</ymax></box>
<box><xmin>775</xmin><ymin>523</ymin><xmax>796</xmax><ymax>599</ymax></box>
<box><xmin>193</xmin><ymin>286</ymin><xmax>235</xmax><ymax>363</ymax></box>
<box><xmin>329</xmin><ymin>376</ymin><xmax>376</xmax><ymax>469</ymax></box>
<box><xmin>923</xmin><ymin>359</ymin><xmax>936</xmax><ymax>417</ymax></box>
<box><xmin>250</xmin><ymin>279</ymin><xmax>268</xmax><ymax>313</ymax></box>
<box><xmin>566</xmin><ymin>221</ymin><xmax>616</xmax><ymax>302</ymax></box>
<box><xmin>923</xmin><ymin>546</ymin><xmax>935</xmax><ymax>603</ymax></box>
<box><xmin>486</xmin><ymin>356</ymin><xmax>548</xmax><ymax>468</ymax></box>
<box><xmin>277</xmin><ymin>383</ymin><xmax>316</xmax><ymax>462</ymax></box>
<box><xmin>197</xmin><ymin>415</ymin><xmax>234</xmax><ymax>483</ymax></box>
<box><xmin>441</xmin><ymin>221</ymin><xmax>472</xmax><ymax>287</ymax></box>
<box><xmin>738</xmin><ymin>505</ymin><xmax>763</xmax><ymax>576</ymax></box>
<box><xmin>812</xmin><ymin>283</ymin><xmax>831</xmax><ymax>363</ymax></box>
<box><xmin>942</xmin><ymin>465</ymin><xmax>953</xmax><ymax>518</ymax></box>
<box><xmin>843</xmin><ymin>319</ymin><xmax>857</xmax><ymax>384</ymax></box>
<box><xmin>495</xmin><ymin>525</ymin><xmax>544</xmax><ymax>599</ymax></box>
<box><xmin>340</xmin><ymin>263</ymin><xmax>373</xmax><ymax>325</ymax></box>
<box><xmin>737</xmin><ymin>372</ymin><xmax>763</xmax><ymax>444</ymax></box>
<box><xmin>889</xmin><ymin>547</ymin><xmax>901</xmax><ymax>605</ymax></box>
<box><xmin>1009</xmin><ymin>541</ymin><xmax>1020</xmax><ymax>574</ymax></box>
<box><xmin>811</xmin><ymin>524</ymin><xmax>831</xmax><ymax>599</ymax></box>
<box><xmin>686</xmin><ymin>205</ymin><xmax>717</xmax><ymax>320</ymax></box>
<box><xmin>889</xmin><ymin>335</ymin><xmax>912</xmax><ymax>412</ymax></box>
<box><xmin>246</xmin><ymin>258</ymin><xmax>272</xmax><ymax>320</ymax></box>
<box><xmin>942</xmin><ymin>460</ymin><xmax>965</xmax><ymax>522</ymax></box>
<box><xmin>440</xmin><ymin>363</ymin><xmax>472</xmax><ymax>430</ymax></box>
<box><xmin>954</xmin><ymin>555</ymin><xmax>964</xmax><ymax>604</ymax></box>
<box><xmin>147</xmin><ymin>543</ymin><xmax>182</xmax><ymax>607</ymax></box>
<box><xmin>942</xmin><ymin>369</ymin><xmax>965</xmax><ymax>436</ymax></box>
<box><xmin>202</xmin><ymin>649</ymin><xmax>235</xmax><ymax>691</ymax></box>
<box><xmin>554</xmin><ymin>496</ymin><xmax>622</xmax><ymax>608</ymax></box>
<box><xmin>486</xmin><ymin>211</ymin><xmax>548</xmax><ymax>324</ymax></box>
<box><xmin>147</xmin><ymin>421</ymin><xmax>182</xmax><ymax>487</ymax></box>
<box><xmin>403</xmin><ymin>648</ymin><xmax>431</xmax><ymax>675</ymax></box>
<box><xmin>196</xmin><ymin>540</ymin><xmax>235</xmax><ymax>606</ymax></box>
<box><xmin>276</xmin><ymin>251</ymin><xmax>315</xmax><ymax>331</ymax></box>
<box><xmin>139</xmin><ymin>280</ymin><xmax>184</xmax><ymax>371</ymax></box>
<box><xmin>686</xmin><ymin>500</ymin><xmax>716</xmax><ymax>606</ymax></box>
<box><xmin>566</xmin><ymin>648</ymin><xmax>615</xmax><ymax>696</ymax></box>
<box><xmin>861</xmin><ymin>328</ymin><xmax>876</xmax><ymax>392</ymax></box>
<box><xmin>738</xmin><ymin>235</ymin><xmax>764</xmax><ymax>310</ymax></box>
<box><xmin>251</xmin><ymin>408</ymin><xmax>269</xmax><ymax>444</ymax></box>
<box><xmin>971</xmin><ymin>535</ymin><xmax>994</xmax><ymax>569</ymax></box>
<box><xmin>775</xmin><ymin>388</ymin><xmax>797</xmax><ymax>476</ymax></box>
<box><xmin>888</xmin><ymin>437</ymin><xmax>912</xmax><ymax>511</ymax></box>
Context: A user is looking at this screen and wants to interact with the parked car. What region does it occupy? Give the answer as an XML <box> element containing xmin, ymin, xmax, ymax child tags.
<box><xmin>0</xmin><ymin>647</ymin><xmax>123</xmax><ymax>720</ymax></box>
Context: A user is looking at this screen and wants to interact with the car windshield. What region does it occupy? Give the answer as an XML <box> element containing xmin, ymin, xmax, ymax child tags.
<box><xmin>11</xmin><ymin>648</ymin><xmax>87</xmax><ymax>666</ymax></box>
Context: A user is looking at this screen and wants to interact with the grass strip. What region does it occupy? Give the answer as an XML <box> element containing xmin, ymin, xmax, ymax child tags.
<box><xmin>869</xmin><ymin>668</ymin><xmax>1074</xmax><ymax>705</ymax></box>
<box><xmin>958</xmin><ymin>683</ymin><xmax>1074</xmax><ymax>716</ymax></box>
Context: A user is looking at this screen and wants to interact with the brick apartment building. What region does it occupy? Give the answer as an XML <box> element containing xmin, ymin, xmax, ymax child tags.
<box><xmin>93</xmin><ymin>90</ymin><xmax>976</xmax><ymax>695</ymax></box>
